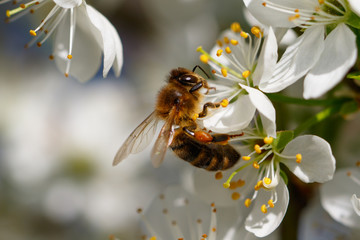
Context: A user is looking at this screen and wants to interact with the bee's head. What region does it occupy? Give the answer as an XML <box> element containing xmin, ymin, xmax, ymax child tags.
<box><xmin>168</xmin><ymin>67</ymin><xmax>204</xmax><ymax>87</ymax></box>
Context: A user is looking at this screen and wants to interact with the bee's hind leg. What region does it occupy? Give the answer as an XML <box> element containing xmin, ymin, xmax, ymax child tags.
<box><xmin>198</xmin><ymin>99</ymin><xmax>229</xmax><ymax>118</ymax></box>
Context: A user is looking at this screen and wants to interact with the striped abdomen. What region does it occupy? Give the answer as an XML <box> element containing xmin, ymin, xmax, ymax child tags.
<box><xmin>170</xmin><ymin>130</ymin><xmax>240</xmax><ymax>171</ymax></box>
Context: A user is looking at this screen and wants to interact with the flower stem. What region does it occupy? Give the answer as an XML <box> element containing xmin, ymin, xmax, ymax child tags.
<box><xmin>266</xmin><ymin>93</ymin><xmax>351</xmax><ymax>106</ymax></box>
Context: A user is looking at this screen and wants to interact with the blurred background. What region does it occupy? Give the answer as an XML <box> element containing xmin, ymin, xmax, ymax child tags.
<box><xmin>0</xmin><ymin>0</ymin><xmax>359</xmax><ymax>239</ymax></box>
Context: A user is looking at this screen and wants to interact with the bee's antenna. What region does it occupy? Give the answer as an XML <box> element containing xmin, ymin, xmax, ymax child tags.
<box><xmin>192</xmin><ymin>65</ymin><xmax>210</xmax><ymax>79</ymax></box>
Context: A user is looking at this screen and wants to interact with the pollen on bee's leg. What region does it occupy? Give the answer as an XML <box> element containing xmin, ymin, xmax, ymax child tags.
<box><xmin>192</xmin><ymin>113</ymin><xmax>199</xmax><ymax>121</ymax></box>
<box><xmin>220</xmin><ymin>99</ymin><xmax>229</xmax><ymax>107</ymax></box>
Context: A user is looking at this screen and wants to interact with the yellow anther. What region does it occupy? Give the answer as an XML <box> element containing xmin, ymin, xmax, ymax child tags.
<box><xmin>20</xmin><ymin>3</ymin><xmax>25</xmax><ymax>8</ymax></box>
<box><xmin>263</xmin><ymin>177</ymin><xmax>272</xmax><ymax>185</ymax></box>
<box><xmin>220</xmin><ymin>99</ymin><xmax>229</xmax><ymax>107</ymax></box>
<box><xmin>254</xmin><ymin>144</ymin><xmax>262</xmax><ymax>154</ymax></box>
<box><xmin>211</xmin><ymin>69</ymin><xmax>216</xmax><ymax>74</ymax></box>
<box><xmin>6</xmin><ymin>10</ymin><xmax>10</xmax><ymax>18</ymax></box>
<box><xmin>296</xmin><ymin>153</ymin><xmax>302</xmax><ymax>163</ymax></box>
<box><xmin>347</xmin><ymin>171</ymin><xmax>352</xmax><ymax>177</ymax></box>
<box><xmin>268</xmin><ymin>199</ymin><xmax>275</xmax><ymax>208</ymax></box>
<box><xmin>224</xmin><ymin>36</ymin><xmax>230</xmax><ymax>44</ymax></box>
<box><xmin>254</xmin><ymin>180</ymin><xmax>263</xmax><ymax>190</ymax></box>
<box><xmin>356</xmin><ymin>161</ymin><xmax>360</xmax><ymax>167</ymax></box>
<box><xmin>229</xmin><ymin>181</ymin><xmax>238</xmax><ymax>190</ymax></box>
<box><xmin>251</xmin><ymin>26</ymin><xmax>262</xmax><ymax>38</ymax></box>
<box><xmin>240</xmin><ymin>31</ymin><xmax>248</xmax><ymax>39</ymax></box>
<box><xmin>65</xmin><ymin>73</ymin><xmax>69</xmax><ymax>78</ymax></box>
<box><xmin>29</xmin><ymin>30</ymin><xmax>37</xmax><ymax>36</ymax></box>
<box><xmin>231</xmin><ymin>192</ymin><xmax>240</xmax><ymax>200</ymax></box>
<box><xmin>225</xmin><ymin>46</ymin><xmax>231</xmax><ymax>54</ymax></box>
<box><xmin>288</xmin><ymin>14</ymin><xmax>300</xmax><ymax>21</ymax></box>
<box><xmin>200</xmin><ymin>54</ymin><xmax>209</xmax><ymax>64</ymax></box>
<box><xmin>294</xmin><ymin>8</ymin><xmax>299</xmax><ymax>13</ymax></box>
<box><xmin>212</xmin><ymin>227</ymin><xmax>216</xmax><ymax>232</ymax></box>
<box><xmin>230</xmin><ymin>22</ymin><xmax>241</xmax><ymax>33</ymax></box>
<box><xmin>237</xmin><ymin>179</ymin><xmax>245</xmax><ymax>187</ymax></box>
<box><xmin>202</xmin><ymin>234</ymin><xmax>208</xmax><ymax>238</ymax></box>
<box><xmin>253</xmin><ymin>162</ymin><xmax>260</xmax><ymax>169</ymax></box>
<box><xmin>261</xmin><ymin>204</ymin><xmax>267</xmax><ymax>213</ymax></box>
<box><xmin>264</xmin><ymin>136</ymin><xmax>273</xmax><ymax>144</ymax></box>
<box><xmin>242</xmin><ymin>70</ymin><xmax>250</xmax><ymax>78</ymax></box>
<box><xmin>149</xmin><ymin>237</ymin><xmax>157</xmax><ymax>240</ymax></box>
<box><xmin>216</xmin><ymin>49</ymin><xmax>223</xmax><ymax>57</ymax></box>
<box><xmin>215</xmin><ymin>171</ymin><xmax>223</xmax><ymax>180</ymax></box>
<box><xmin>49</xmin><ymin>55</ymin><xmax>54</xmax><ymax>60</ymax></box>
<box><xmin>216</xmin><ymin>40</ymin><xmax>223</xmax><ymax>47</ymax></box>
<box><xmin>245</xmin><ymin>198</ymin><xmax>252</xmax><ymax>207</ymax></box>
<box><xmin>192</xmin><ymin>113</ymin><xmax>199</xmax><ymax>121</ymax></box>
<box><xmin>67</xmin><ymin>54</ymin><xmax>73</xmax><ymax>60</ymax></box>
<box><xmin>318</xmin><ymin>0</ymin><xmax>324</xmax><ymax>4</ymax></box>
<box><xmin>221</xmin><ymin>68</ymin><xmax>228</xmax><ymax>77</ymax></box>
<box><xmin>230</xmin><ymin>39</ymin><xmax>238</xmax><ymax>45</ymax></box>
<box><xmin>242</xmin><ymin>156</ymin><xmax>251</xmax><ymax>161</ymax></box>
<box><xmin>262</xmin><ymin>2</ymin><xmax>266</xmax><ymax>6</ymax></box>
<box><xmin>223</xmin><ymin>182</ymin><xmax>230</xmax><ymax>189</ymax></box>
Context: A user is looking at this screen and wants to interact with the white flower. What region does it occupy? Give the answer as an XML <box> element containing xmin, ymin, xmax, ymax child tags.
<box><xmin>321</xmin><ymin>167</ymin><xmax>360</xmax><ymax>229</ymax></box>
<box><xmin>3</xmin><ymin>0</ymin><xmax>123</xmax><ymax>82</ymax></box>
<box><xmin>197</xmin><ymin>23</ymin><xmax>323</xmax><ymax>137</ymax></box>
<box><xmin>348</xmin><ymin>0</ymin><xmax>360</xmax><ymax>17</ymax></box>
<box><xmin>190</xmin><ymin>128</ymin><xmax>335</xmax><ymax>237</ymax></box>
<box><xmin>243</xmin><ymin>0</ymin><xmax>358</xmax><ymax>99</ymax></box>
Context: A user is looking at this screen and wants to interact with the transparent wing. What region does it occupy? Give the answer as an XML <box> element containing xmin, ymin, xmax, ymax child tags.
<box><xmin>113</xmin><ymin>112</ymin><xmax>159</xmax><ymax>166</ymax></box>
<box><xmin>151</xmin><ymin>107</ymin><xmax>177</xmax><ymax>168</ymax></box>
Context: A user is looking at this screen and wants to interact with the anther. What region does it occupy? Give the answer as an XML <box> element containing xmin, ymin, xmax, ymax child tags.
<box><xmin>215</xmin><ymin>171</ymin><xmax>223</xmax><ymax>180</ymax></box>
<box><xmin>223</xmin><ymin>182</ymin><xmax>230</xmax><ymax>189</ymax></box>
<box><xmin>6</xmin><ymin>10</ymin><xmax>10</xmax><ymax>18</ymax></box>
<box><xmin>347</xmin><ymin>171</ymin><xmax>352</xmax><ymax>177</ymax></box>
<box><xmin>223</xmin><ymin>36</ymin><xmax>230</xmax><ymax>44</ymax></box>
<box><xmin>225</xmin><ymin>46</ymin><xmax>231</xmax><ymax>54</ymax></box>
<box><xmin>230</xmin><ymin>39</ymin><xmax>238</xmax><ymax>45</ymax></box>
<box><xmin>211</xmin><ymin>69</ymin><xmax>216</xmax><ymax>74</ymax></box>
<box><xmin>245</xmin><ymin>198</ymin><xmax>252</xmax><ymax>207</ymax></box>
<box><xmin>289</xmin><ymin>14</ymin><xmax>300</xmax><ymax>21</ymax></box>
<box><xmin>242</xmin><ymin>70</ymin><xmax>250</xmax><ymax>78</ymax></box>
<box><xmin>268</xmin><ymin>199</ymin><xmax>275</xmax><ymax>208</ymax></box>
<box><xmin>240</xmin><ymin>31</ymin><xmax>248</xmax><ymax>39</ymax></box>
<box><xmin>242</xmin><ymin>156</ymin><xmax>251</xmax><ymax>161</ymax></box>
<box><xmin>212</xmin><ymin>227</ymin><xmax>216</xmax><ymax>232</ymax></box>
<box><xmin>216</xmin><ymin>49</ymin><xmax>223</xmax><ymax>57</ymax></box>
<box><xmin>229</xmin><ymin>181</ymin><xmax>238</xmax><ymax>189</ymax></box>
<box><xmin>237</xmin><ymin>179</ymin><xmax>245</xmax><ymax>187</ymax></box>
<box><xmin>221</xmin><ymin>68</ymin><xmax>228</xmax><ymax>77</ymax></box>
<box><xmin>264</xmin><ymin>137</ymin><xmax>273</xmax><ymax>144</ymax></box>
<box><xmin>261</xmin><ymin>204</ymin><xmax>267</xmax><ymax>213</ymax></box>
<box><xmin>294</xmin><ymin>9</ymin><xmax>299</xmax><ymax>13</ymax></box>
<box><xmin>216</xmin><ymin>40</ymin><xmax>223</xmax><ymax>47</ymax></box>
<box><xmin>251</xmin><ymin>26</ymin><xmax>261</xmax><ymax>38</ymax></box>
<box><xmin>108</xmin><ymin>234</ymin><xmax>115</xmax><ymax>240</ymax></box>
<box><xmin>37</xmin><ymin>42</ymin><xmax>41</xmax><ymax>47</ymax></box>
<box><xmin>67</xmin><ymin>54</ymin><xmax>73</xmax><ymax>60</ymax></box>
<box><xmin>296</xmin><ymin>153</ymin><xmax>302</xmax><ymax>163</ymax></box>
<box><xmin>253</xmin><ymin>162</ymin><xmax>260</xmax><ymax>169</ymax></box>
<box><xmin>29</xmin><ymin>30</ymin><xmax>37</xmax><ymax>36</ymax></box>
<box><xmin>200</xmin><ymin>54</ymin><xmax>209</xmax><ymax>64</ymax></box>
<box><xmin>356</xmin><ymin>161</ymin><xmax>360</xmax><ymax>167</ymax></box>
<box><xmin>20</xmin><ymin>3</ymin><xmax>25</xmax><ymax>8</ymax></box>
<box><xmin>263</xmin><ymin>177</ymin><xmax>272</xmax><ymax>185</ymax></box>
<box><xmin>192</xmin><ymin>113</ymin><xmax>199</xmax><ymax>121</ymax></box>
<box><xmin>231</xmin><ymin>192</ymin><xmax>240</xmax><ymax>200</ymax></box>
<box><xmin>230</xmin><ymin>22</ymin><xmax>241</xmax><ymax>33</ymax></box>
<box><xmin>254</xmin><ymin>180</ymin><xmax>263</xmax><ymax>190</ymax></box>
<box><xmin>136</xmin><ymin>208</ymin><xmax>143</xmax><ymax>214</ymax></box>
<box><xmin>318</xmin><ymin>0</ymin><xmax>324</xmax><ymax>4</ymax></box>
<box><xmin>262</xmin><ymin>2</ymin><xmax>266</xmax><ymax>6</ymax></box>
<box><xmin>149</xmin><ymin>236</ymin><xmax>157</xmax><ymax>240</ymax></box>
<box><xmin>254</xmin><ymin>144</ymin><xmax>262</xmax><ymax>154</ymax></box>
<box><xmin>220</xmin><ymin>99</ymin><xmax>229</xmax><ymax>107</ymax></box>
<box><xmin>202</xmin><ymin>234</ymin><xmax>208</xmax><ymax>238</ymax></box>
<box><xmin>65</xmin><ymin>73</ymin><xmax>69</xmax><ymax>78</ymax></box>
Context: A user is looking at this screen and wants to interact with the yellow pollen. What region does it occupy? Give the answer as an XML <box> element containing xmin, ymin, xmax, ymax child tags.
<box><xmin>29</xmin><ymin>30</ymin><xmax>37</xmax><ymax>36</ymax></box>
<box><xmin>6</xmin><ymin>10</ymin><xmax>11</xmax><ymax>18</ymax></box>
<box><xmin>253</xmin><ymin>162</ymin><xmax>260</xmax><ymax>169</ymax></box>
<box><xmin>149</xmin><ymin>237</ymin><xmax>157</xmax><ymax>240</ymax></box>
<box><xmin>254</xmin><ymin>144</ymin><xmax>262</xmax><ymax>154</ymax></box>
<box><xmin>216</xmin><ymin>49</ymin><xmax>223</xmax><ymax>57</ymax></box>
<box><xmin>296</xmin><ymin>153</ymin><xmax>302</xmax><ymax>163</ymax></box>
<box><xmin>242</xmin><ymin>156</ymin><xmax>251</xmax><ymax>161</ymax></box>
<box><xmin>240</xmin><ymin>31</ymin><xmax>248</xmax><ymax>39</ymax></box>
<box><xmin>231</xmin><ymin>192</ymin><xmax>241</xmax><ymax>200</ymax></box>
<box><xmin>211</xmin><ymin>202</ymin><xmax>215</xmax><ymax>207</ymax></box>
<box><xmin>223</xmin><ymin>182</ymin><xmax>230</xmax><ymax>189</ymax></box>
<box><xmin>242</xmin><ymin>70</ymin><xmax>250</xmax><ymax>78</ymax></box>
<box><xmin>221</xmin><ymin>68</ymin><xmax>228</xmax><ymax>77</ymax></box>
<box><xmin>225</xmin><ymin>46</ymin><xmax>231</xmax><ymax>54</ymax></box>
<box><xmin>200</xmin><ymin>54</ymin><xmax>209</xmax><ymax>64</ymax></box>
<box><xmin>223</xmin><ymin>36</ymin><xmax>230</xmax><ymax>44</ymax></box>
<box><xmin>215</xmin><ymin>171</ymin><xmax>223</xmax><ymax>180</ymax></box>
<box><xmin>263</xmin><ymin>177</ymin><xmax>272</xmax><ymax>185</ymax></box>
<box><xmin>192</xmin><ymin>113</ymin><xmax>199</xmax><ymax>121</ymax></box>
<box><xmin>251</xmin><ymin>26</ymin><xmax>261</xmax><ymax>38</ymax></box>
<box><xmin>254</xmin><ymin>180</ymin><xmax>263</xmax><ymax>190</ymax></box>
<box><xmin>220</xmin><ymin>99</ymin><xmax>229</xmax><ymax>107</ymax></box>
<box><xmin>211</xmin><ymin>69</ymin><xmax>216</xmax><ymax>74</ymax></box>
<box><xmin>311</xmin><ymin>16</ymin><xmax>316</xmax><ymax>20</ymax></box>
<box><xmin>217</xmin><ymin>40</ymin><xmax>223</xmax><ymax>47</ymax></box>
<box><xmin>261</xmin><ymin>204</ymin><xmax>267</xmax><ymax>213</ymax></box>
<box><xmin>268</xmin><ymin>199</ymin><xmax>275</xmax><ymax>208</ymax></box>
<box><xmin>264</xmin><ymin>136</ymin><xmax>273</xmax><ymax>144</ymax></box>
<box><xmin>245</xmin><ymin>198</ymin><xmax>252</xmax><ymax>207</ymax></box>
<box><xmin>67</xmin><ymin>54</ymin><xmax>73</xmax><ymax>60</ymax></box>
<box><xmin>230</xmin><ymin>39</ymin><xmax>238</xmax><ymax>45</ymax></box>
<box><xmin>230</xmin><ymin>22</ymin><xmax>241</xmax><ymax>33</ymax></box>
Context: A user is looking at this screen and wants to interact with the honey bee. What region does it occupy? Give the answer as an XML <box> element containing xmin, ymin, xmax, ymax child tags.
<box><xmin>113</xmin><ymin>66</ymin><xmax>241</xmax><ymax>171</ymax></box>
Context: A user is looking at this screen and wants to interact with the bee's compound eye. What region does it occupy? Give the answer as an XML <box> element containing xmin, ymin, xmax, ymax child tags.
<box><xmin>178</xmin><ymin>74</ymin><xmax>198</xmax><ymax>85</ymax></box>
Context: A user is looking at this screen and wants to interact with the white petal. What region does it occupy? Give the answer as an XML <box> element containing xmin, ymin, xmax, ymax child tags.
<box><xmin>320</xmin><ymin>168</ymin><xmax>360</xmax><ymax>229</ymax></box>
<box><xmin>348</xmin><ymin>0</ymin><xmax>360</xmax><ymax>17</ymax></box>
<box><xmin>202</xmin><ymin>94</ymin><xmax>256</xmax><ymax>133</ymax></box>
<box><xmin>245</xmin><ymin>178</ymin><xmax>289</xmax><ymax>237</ymax></box>
<box><xmin>84</xmin><ymin>4</ymin><xmax>123</xmax><ymax>78</ymax></box>
<box><xmin>253</xmin><ymin>27</ymin><xmax>278</xmax><ymax>86</ymax></box>
<box><xmin>53</xmin><ymin>9</ymin><xmax>102</xmax><ymax>82</ymax></box>
<box><xmin>240</xmin><ymin>85</ymin><xmax>276</xmax><ymax>137</ymax></box>
<box><xmin>259</xmin><ymin>26</ymin><xmax>325</xmax><ymax>92</ymax></box>
<box><xmin>303</xmin><ymin>24</ymin><xmax>357</xmax><ymax>99</ymax></box>
<box><xmin>281</xmin><ymin>135</ymin><xmax>335</xmax><ymax>183</ymax></box>
<box><xmin>54</xmin><ymin>0</ymin><xmax>82</xmax><ymax>8</ymax></box>
<box><xmin>351</xmin><ymin>194</ymin><xmax>360</xmax><ymax>216</ymax></box>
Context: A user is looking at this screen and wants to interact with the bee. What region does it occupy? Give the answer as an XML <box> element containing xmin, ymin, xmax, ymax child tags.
<box><xmin>113</xmin><ymin>66</ymin><xmax>241</xmax><ymax>171</ymax></box>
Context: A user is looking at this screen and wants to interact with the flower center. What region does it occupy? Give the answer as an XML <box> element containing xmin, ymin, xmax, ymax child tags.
<box><xmin>261</xmin><ymin>0</ymin><xmax>348</xmax><ymax>28</ymax></box>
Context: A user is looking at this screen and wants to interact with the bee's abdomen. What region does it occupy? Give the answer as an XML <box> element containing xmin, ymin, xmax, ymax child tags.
<box><xmin>170</xmin><ymin>131</ymin><xmax>240</xmax><ymax>171</ymax></box>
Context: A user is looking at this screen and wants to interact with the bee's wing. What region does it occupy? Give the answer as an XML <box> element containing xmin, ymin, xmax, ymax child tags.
<box><xmin>151</xmin><ymin>107</ymin><xmax>177</xmax><ymax>168</ymax></box>
<box><xmin>113</xmin><ymin>111</ymin><xmax>159</xmax><ymax>166</ymax></box>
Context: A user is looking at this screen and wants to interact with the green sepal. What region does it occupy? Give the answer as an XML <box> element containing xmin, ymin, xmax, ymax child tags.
<box><xmin>272</xmin><ymin>130</ymin><xmax>294</xmax><ymax>152</ymax></box>
<box><xmin>347</xmin><ymin>71</ymin><xmax>360</xmax><ymax>80</ymax></box>
<box><xmin>346</xmin><ymin>11</ymin><xmax>360</xmax><ymax>29</ymax></box>
<box><xmin>340</xmin><ymin>100</ymin><xmax>359</xmax><ymax>116</ymax></box>
<box><xmin>280</xmin><ymin>169</ymin><xmax>288</xmax><ymax>185</ymax></box>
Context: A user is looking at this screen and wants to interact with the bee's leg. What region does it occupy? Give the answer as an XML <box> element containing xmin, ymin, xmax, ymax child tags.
<box><xmin>211</xmin><ymin>132</ymin><xmax>244</xmax><ymax>144</ymax></box>
<box><xmin>198</xmin><ymin>99</ymin><xmax>229</xmax><ymax>118</ymax></box>
<box><xmin>202</xmin><ymin>80</ymin><xmax>216</xmax><ymax>94</ymax></box>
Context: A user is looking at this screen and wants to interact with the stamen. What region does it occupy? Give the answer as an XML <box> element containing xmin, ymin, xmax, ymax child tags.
<box><xmin>230</xmin><ymin>39</ymin><xmax>238</xmax><ymax>45</ymax></box>
<box><xmin>216</xmin><ymin>40</ymin><xmax>223</xmax><ymax>47</ymax></box>
<box><xmin>231</xmin><ymin>192</ymin><xmax>240</xmax><ymax>200</ymax></box>
<box><xmin>251</xmin><ymin>26</ymin><xmax>262</xmax><ymax>38</ymax></box>
<box><xmin>254</xmin><ymin>180</ymin><xmax>263</xmax><ymax>190</ymax></box>
<box><xmin>245</xmin><ymin>198</ymin><xmax>252</xmax><ymax>207</ymax></box>
<box><xmin>223</xmin><ymin>182</ymin><xmax>230</xmax><ymax>189</ymax></box>
<box><xmin>263</xmin><ymin>177</ymin><xmax>272</xmax><ymax>185</ymax></box>
<box><xmin>242</xmin><ymin>70</ymin><xmax>250</xmax><ymax>78</ymax></box>
<box><xmin>230</xmin><ymin>22</ymin><xmax>241</xmax><ymax>33</ymax></box>
<box><xmin>268</xmin><ymin>199</ymin><xmax>275</xmax><ymax>208</ymax></box>
<box><xmin>296</xmin><ymin>154</ymin><xmax>302</xmax><ymax>163</ymax></box>
<box><xmin>67</xmin><ymin>54</ymin><xmax>73</xmax><ymax>59</ymax></box>
<box><xmin>214</xmin><ymin>171</ymin><xmax>223</xmax><ymax>180</ymax></box>
<box><xmin>221</xmin><ymin>68</ymin><xmax>228</xmax><ymax>77</ymax></box>
<box><xmin>220</xmin><ymin>99</ymin><xmax>229</xmax><ymax>107</ymax></box>
<box><xmin>253</xmin><ymin>162</ymin><xmax>260</xmax><ymax>169</ymax></box>
<box><xmin>261</xmin><ymin>204</ymin><xmax>267</xmax><ymax>213</ymax></box>
<box><xmin>240</xmin><ymin>31</ymin><xmax>248</xmax><ymax>39</ymax></box>
<box><xmin>225</xmin><ymin>46</ymin><xmax>231</xmax><ymax>54</ymax></box>
<box><xmin>29</xmin><ymin>30</ymin><xmax>36</xmax><ymax>36</ymax></box>
<box><xmin>254</xmin><ymin>144</ymin><xmax>262</xmax><ymax>154</ymax></box>
<box><xmin>200</xmin><ymin>54</ymin><xmax>209</xmax><ymax>64</ymax></box>
<box><xmin>149</xmin><ymin>237</ymin><xmax>157</xmax><ymax>240</ymax></box>
<box><xmin>216</xmin><ymin>49</ymin><xmax>223</xmax><ymax>57</ymax></box>
<box><xmin>264</xmin><ymin>137</ymin><xmax>273</xmax><ymax>144</ymax></box>
<box><xmin>223</xmin><ymin>36</ymin><xmax>229</xmax><ymax>44</ymax></box>
<box><xmin>242</xmin><ymin>156</ymin><xmax>251</xmax><ymax>161</ymax></box>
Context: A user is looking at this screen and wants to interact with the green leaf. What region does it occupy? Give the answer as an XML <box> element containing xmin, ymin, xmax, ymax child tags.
<box><xmin>280</xmin><ymin>169</ymin><xmax>288</xmax><ymax>185</ymax></box>
<box><xmin>340</xmin><ymin>100</ymin><xmax>359</xmax><ymax>116</ymax></box>
<box><xmin>273</xmin><ymin>130</ymin><xmax>294</xmax><ymax>152</ymax></box>
<box><xmin>346</xmin><ymin>12</ymin><xmax>360</xmax><ymax>29</ymax></box>
<box><xmin>347</xmin><ymin>72</ymin><xmax>360</xmax><ymax>80</ymax></box>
